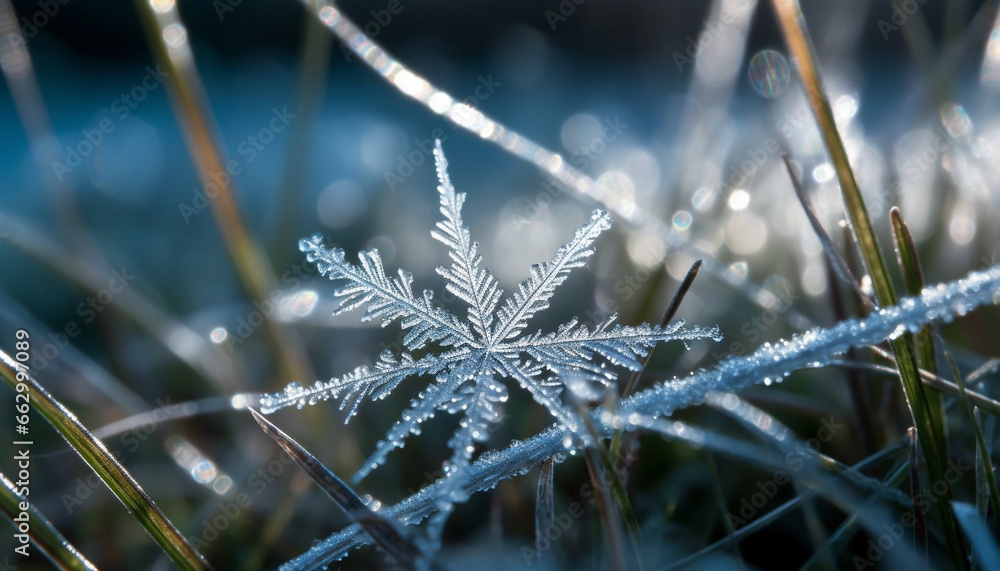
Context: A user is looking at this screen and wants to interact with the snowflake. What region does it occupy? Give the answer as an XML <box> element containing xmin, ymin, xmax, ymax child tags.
<box><xmin>261</xmin><ymin>141</ymin><xmax>720</xmax><ymax>486</ymax></box>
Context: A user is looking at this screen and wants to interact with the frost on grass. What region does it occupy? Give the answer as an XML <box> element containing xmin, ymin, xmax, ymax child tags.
<box><xmin>285</xmin><ymin>263</ymin><xmax>1000</xmax><ymax>570</ymax></box>
<box><xmin>261</xmin><ymin>141</ymin><xmax>720</xmax><ymax>488</ymax></box>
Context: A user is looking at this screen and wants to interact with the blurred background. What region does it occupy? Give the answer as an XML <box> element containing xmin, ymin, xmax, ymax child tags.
<box><xmin>1</xmin><ymin>0</ymin><xmax>999</xmax><ymax>568</ymax></box>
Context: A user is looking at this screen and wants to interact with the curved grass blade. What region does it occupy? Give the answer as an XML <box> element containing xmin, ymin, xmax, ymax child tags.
<box><xmin>247</xmin><ymin>407</ymin><xmax>435</xmax><ymax>570</ymax></box>
<box><xmin>770</xmin><ymin>1</ymin><xmax>963</xmax><ymax>564</ymax></box>
<box><xmin>0</xmin><ymin>349</ymin><xmax>211</xmax><ymax>570</ymax></box>
<box><xmin>0</xmin><ymin>472</ymin><xmax>97</xmax><ymax>571</ymax></box>
<box><xmin>908</xmin><ymin>427</ymin><xmax>928</xmax><ymax>559</ymax></box>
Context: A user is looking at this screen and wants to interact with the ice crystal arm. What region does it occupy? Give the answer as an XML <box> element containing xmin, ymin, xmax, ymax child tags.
<box><xmin>300</xmin><ymin>235</ymin><xmax>474</xmax><ymax>349</ymax></box>
<box><xmin>353</xmin><ymin>352</ymin><xmax>491</xmax><ymax>482</ymax></box>
<box><xmin>506</xmin><ymin>316</ymin><xmax>722</xmax><ymax>373</ymax></box>
<box><xmin>494</xmin><ymin>358</ymin><xmax>585</xmax><ymax>440</ymax></box>
<box><xmin>491</xmin><ymin>210</ymin><xmax>612</xmax><ymax>342</ymax></box>
<box><xmin>259</xmin><ymin>351</ymin><xmax>455</xmax><ymax>415</ymax></box>
<box><xmin>284</xmin><ymin>264</ymin><xmax>1000</xmax><ymax>570</ymax></box>
<box><xmin>429</xmin><ymin>141</ymin><xmax>503</xmax><ymax>341</ymax></box>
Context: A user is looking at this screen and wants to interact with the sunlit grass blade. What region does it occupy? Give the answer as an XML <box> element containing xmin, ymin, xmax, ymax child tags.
<box><xmin>891</xmin><ymin>207</ymin><xmax>945</xmax><ymax>440</ymax></box>
<box><xmin>0</xmin><ymin>472</ymin><xmax>98</xmax><ymax>571</ymax></box>
<box><xmin>953</xmin><ymin>501</ymin><xmax>1000</xmax><ymax>567</ymax></box>
<box><xmin>770</xmin><ymin>1</ymin><xmax>963</xmax><ymax>564</ymax></box>
<box><xmin>535</xmin><ymin>458</ymin><xmax>556</xmax><ymax>568</ymax></box>
<box><xmin>247</xmin><ymin>407</ymin><xmax>432</xmax><ymax>570</ymax></box>
<box><xmin>0</xmin><ymin>349</ymin><xmax>211</xmax><ymax>570</ymax></box>
<box><xmin>134</xmin><ymin>0</ymin><xmax>312</xmax><ymax>386</ymax></box>
<box><xmin>944</xmin><ymin>350</ymin><xmax>1000</xmax><ymax>518</ymax></box>
<box><xmin>831</xmin><ymin>357</ymin><xmax>1000</xmax><ymax>419</ymax></box>
<box><xmin>782</xmin><ymin>155</ymin><xmax>870</xmax><ymax>308</ymax></box>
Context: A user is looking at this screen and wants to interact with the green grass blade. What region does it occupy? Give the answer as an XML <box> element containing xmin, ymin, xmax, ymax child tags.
<box><xmin>944</xmin><ymin>351</ymin><xmax>1000</xmax><ymax>518</ymax></box>
<box><xmin>0</xmin><ymin>349</ymin><xmax>211</xmax><ymax>570</ymax></box>
<box><xmin>770</xmin><ymin>1</ymin><xmax>964</xmax><ymax>565</ymax></box>
<box><xmin>909</xmin><ymin>427</ymin><xmax>928</xmax><ymax>560</ymax></box>
<box><xmin>247</xmin><ymin>408</ymin><xmax>432</xmax><ymax>570</ymax></box>
<box><xmin>0</xmin><ymin>472</ymin><xmax>98</xmax><ymax>571</ymax></box>
<box><xmin>891</xmin><ymin>207</ymin><xmax>945</xmax><ymax>440</ymax></box>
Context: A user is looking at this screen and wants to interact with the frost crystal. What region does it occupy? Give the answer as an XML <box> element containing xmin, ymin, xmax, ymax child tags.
<box><xmin>261</xmin><ymin>140</ymin><xmax>720</xmax><ymax>486</ymax></box>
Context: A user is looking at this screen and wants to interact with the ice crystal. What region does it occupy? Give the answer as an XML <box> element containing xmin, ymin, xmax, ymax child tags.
<box><xmin>261</xmin><ymin>140</ymin><xmax>720</xmax><ymax>486</ymax></box>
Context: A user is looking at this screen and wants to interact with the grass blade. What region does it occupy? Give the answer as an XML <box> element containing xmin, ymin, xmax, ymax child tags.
<box><xmin>908</xmin><ymin>427</ymin><xmax>928</xmax><ymax>559</ymax></box>
<box><xmin>944</xmin><ymin>350</ymin><xmax>1000</xmax><ymax>518</ymax></box>
<box><xmin>134</xmin><ymin>0</ymin><xmax>312</xmax><ymax>386</ymax></box>
<box><xmin>247</xmin><ymin>407</ymin><xmax>431</xmax><ymax>570</ymax></box>
<box><xmin>0</xmin><ymin>349</ymin><xmax>211</xmax><ymax>570</ymax></box>
<box><xmin>782</xmin><ymin>155</ymin><xmax>870</xmax><ymax>308</ymax></box>
<box><xmin>890</xmin><ymin>207</ymin><xmax>945</xmax><ymax>439</ymax></box>
<box><xmin>770</xmin><ymin>1</ymin><xmax>964</xmax><ymax>564</ymax></box>
<box><xmin>953</xmin><ymin>501</ymin><xmax>1000</xmax><ymax>567</ymax></box>
<box><xmin>535</xmin><ymin>458</ymin><xmax>556</xmax><ymax>566</ymax></box>
<box><xmin>0</xmin><ymin>472</ymin><xmax>98</xmax><ymax>571</ymax></box>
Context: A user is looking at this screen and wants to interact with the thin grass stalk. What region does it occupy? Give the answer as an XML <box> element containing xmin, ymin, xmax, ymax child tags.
<box><xmin>890</xmin><ymin>207</ymin><xmax>945</xmax><ymax>440</ymax></box>
<box><xmin>535</xmin><ymin>458</ymin><xmax>556</xmax><ymax>566</ymax></box>
<box><xmin>800</xmin><ymin>456</ymin><xmax>912</xmax><ymax>570</ymax></box>
<box><xmin>0</xmin><ymin>212</ymin><xmax>240</xmax><ymax>392</ymax></box>
<box><xmin>943</xmin><ymin>351</ymin><xmax>1000</xmax><ymax>518</ymax></box>
<box><xmin>703</xmin><ymin>451</ymin><xmax>744</xmax><ymax>566</ymax></box>
<box><xmin>666</xmin><ymin>440</ymin><xmax>906</xmax><ymax>570</ymax></box>
<box><xmin>0</xmin><ymin>349</ymin><xmax>211</xmax><ymax>570</ymax></box>
<box><xmin>769</xmin><ymin>1</ymin><xmax>963</xmax><ymax>564</ymax></box>
<box><xmin>864</xmin><ymin>347</ymin><xmax>1000</xmax><ymax>418</ymax></box>
<box><xmin>248</xmin><ymin>407</ymin><xmax>432</xmax><ymax>570</ymax></box>
<box><xmin>908</xmin><ymin>427</ymin><xmax>929</xmax><ymax>560</ymax></box>
<box><xmin>134</xmin><ymin>0</ymin><xmax>312</xmax><ymax>386</ymax></box>
<box><xmin>0</xmin><ymin>472</ymin><xmax>98</xmax><ymax>571</ymax></box>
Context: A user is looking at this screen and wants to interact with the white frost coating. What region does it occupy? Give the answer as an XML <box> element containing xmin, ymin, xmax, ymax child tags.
<box><xmin>282</xmin><ymin>264</ymin><xmax>1000</xmax><ymax>571</ymax></box>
